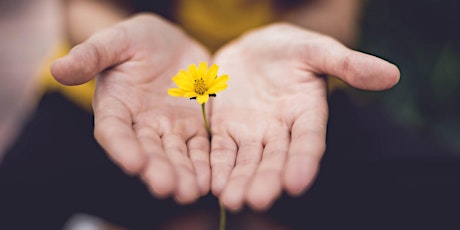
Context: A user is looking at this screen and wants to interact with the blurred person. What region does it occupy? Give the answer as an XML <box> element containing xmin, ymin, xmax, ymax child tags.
<box><xmin>49</xmin><ymin>0</ymin><xmax>396</xmax><ymax>211</ymax></box>
<box><xmin>2</xmin><ymin>0</ymin><xmax>396</xmax><ymax>229</ymax></box>
<box><xmin>5</xmin><ymin>0</ymin><xmax>458</xmax><ymax>229</ymax></box>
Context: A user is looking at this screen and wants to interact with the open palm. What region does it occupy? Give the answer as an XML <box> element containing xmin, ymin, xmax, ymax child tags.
<box><xmin>52</xmin><ymin>14</ymin><xmax>212</xmax><ymax>203</ymax></box>
<box><xmin>210</xmin><ymin>23</ymin><xmax>400</xmax><ymax>211</ymax></box>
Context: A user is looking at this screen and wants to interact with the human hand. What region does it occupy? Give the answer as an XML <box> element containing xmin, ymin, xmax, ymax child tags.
<box><xmin>210</xmin><ymin>23</ymin><xmax>400</xmax><ymax>211</ymax></box>
<box><xmin>51</xmin><ymin>14</ymin><xmax>212</xmax><ymax>203</ymax></box>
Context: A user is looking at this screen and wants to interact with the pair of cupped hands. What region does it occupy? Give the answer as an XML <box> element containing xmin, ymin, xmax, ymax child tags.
<box><xmin>51</xmin><ymin>13</ymin><xmax>399</xmax><ymax>212</ymax></box>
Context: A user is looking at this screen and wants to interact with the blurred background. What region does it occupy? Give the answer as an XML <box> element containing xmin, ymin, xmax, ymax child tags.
<box><xmin>355</xmin><ymin>0</ymin><xmax>460</xmax><ymax>156</ymax></box>
<box><xmin>1</xmin><ymin>0</ymin><xmax>459</xmax><ymax>229</ymax></box>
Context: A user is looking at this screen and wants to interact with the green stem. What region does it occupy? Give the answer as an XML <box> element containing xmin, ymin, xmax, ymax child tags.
<box><xmin>219</xmin><ymin>201</ymin><xmax>226</xmax><ymax>230</ymax></box>
<box><xmin>201</xmin><ymin>103</ymin><xmax>226</xmax><ymax>230</ymax></box>
<box><xmin>201</xmin><ymin>103</ymin><xmax>211</xmax><ymax>137</ymax></box>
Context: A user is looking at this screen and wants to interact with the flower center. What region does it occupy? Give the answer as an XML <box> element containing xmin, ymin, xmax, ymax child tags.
<box><xmin>194</xmin><ymin>78</ymin><xmax>207</xmax><ymax>95</ymax></box>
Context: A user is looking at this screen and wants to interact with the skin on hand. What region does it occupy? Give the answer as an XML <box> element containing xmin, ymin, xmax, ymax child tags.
<box><xmin>51</xmin><ymin>13</ymin><xmax>212</xmax><ymax>204</ymax></box>
<box><xmin>210</xmin><ymin>23</ymin><xmax>400</xmax><ymax>212</ymax></box>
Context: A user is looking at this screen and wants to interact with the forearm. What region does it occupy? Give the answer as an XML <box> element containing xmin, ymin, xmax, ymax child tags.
<box><xmin>281</xmin><ymin>0</ymin><xmax>365</xmax><ymax>47</ymax></box>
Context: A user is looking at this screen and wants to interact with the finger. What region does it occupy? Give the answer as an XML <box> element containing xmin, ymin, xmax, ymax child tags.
<box><xmin>51</xmin><ymin>26</ymin><xmax>132</xmax><ymax>85</ymax></box>
<box><xmin>246</xmin><ymin>133</ymin><xmax>289</xmax><ymax>211</ymax></box>
<box><xmin>136</xmin><ymin>126</ymin><xmax>176</xmax><ymax>199</ymax></box>
<box><xmin>187</xmin><ymin>134</ymin><xmax>211</xmax><ymax>196</ymax></box>
<box><xmin>162</xmin><ymin>133</ymin><xmax>201</xmax><ymax>204</ymax></box>
<box><xmin>283</xmin><ymin>107</ymin><xmax>327</xmax><ymax>196</ymax></box>
<box><xmin>93</xmin><ymin>97</ymin><xmax>146</xmax><ymax>175</ymax></box>
<box><xmin>210</xmin><ymin>134</ymin><xmax>237</xmax><ymax>196</ymax></box>
<box><xmin>305</xmin><ymin>35</ymin><xmax>400</xmax><ymax>90</ymax></box>
<box><xmin>220</xmin><ymin>141</ymin><xmax>263</xmax><ymax>212</ymax></box>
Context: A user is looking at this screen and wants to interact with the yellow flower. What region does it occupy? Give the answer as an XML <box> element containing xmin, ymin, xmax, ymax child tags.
<box><xmin>168</xmin><ymin>62</ymin><xmax>229</xmax><ymax>104</ymax></box>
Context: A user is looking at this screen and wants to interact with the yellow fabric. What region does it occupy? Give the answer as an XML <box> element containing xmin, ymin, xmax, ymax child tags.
<box><xmin>175</xmin><ymin>0</ymin><xmax>277</xmax><ymax>52</ymax></box>
<box><xmin>40</xmin><ymin>0</ymin><xmax>344</xmax><ymax>111</ymax></box>
<box><xmin>327</xmin><ymin>75</ymin><xmax>348</xmax><ymax>93</ymax></box>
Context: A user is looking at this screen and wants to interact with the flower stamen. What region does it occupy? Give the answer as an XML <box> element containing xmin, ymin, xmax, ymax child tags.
<box><xmin>194</xmin><ymin>78</ymin><xmax>207</xmax><ymax>95</ymax></box>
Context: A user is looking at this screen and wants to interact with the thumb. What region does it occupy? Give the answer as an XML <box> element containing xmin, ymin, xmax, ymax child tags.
<box><xmin>308</xmin><ymin>37</ymin><xmax>400</xmax><ymax>91</ymax></box>
<box><xmin>50</xmin><ymin>27</ymin><xmax>132</xmax><ymax>86</ymax></box>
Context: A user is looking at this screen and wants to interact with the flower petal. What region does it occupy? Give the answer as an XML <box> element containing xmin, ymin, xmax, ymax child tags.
<box><xmin>209</xmin><ymin>74</ymin><xmax>229</xmax><ymax>88</ymax></box>
<box><xmin>168</xmin><ymin>88</ymin><xmax>187</xmax><ymax>97</ymax></box>
<box><xmin>172</xmin><ymin>75</ymin><xmax>194</xmax><ymax>91</ymax></box>
<box><xmin>207</xmin><ymin>75</ymin><xmax>228</xmax><ymax>94</ymax></box>
<box><xmin>188</xmin><ymin>64</ymin><xmax>198</xmax><ymax>80</ymax></box>
<box><xmin>212</xmin><ymin>74</ymin><xmax>229</xmax><ymax>85</ymax></box>
<box><xmin>198</xmin><ymin>62</ymin><xmax>208</xmax><ymax>80</ymax></box>
<box><xmin>184</xmin><ymin>91</ymin><xmax>199</xmax><ymax>98</ymax></box>
<box><xmin>205</xmin><ymin>64</ymin><xmax>219</xmax><ymax>85</ymax></box>
<box><xmin>207</xmin><ymin>86</ymin><xmax>227</xmax><ymax>95</ymax></box>
<box><xmin>178</xmin><ymin>70</ymin><xmax>194</xmax><ymax>82</ymax></box>
<box><xmin>196</xmin><ymin>94</ymin><xmax>209</xmax><ymax>104</ymax></box>
<box><xmin>210</xmin><ymin>81</ymin><xmax>228</xmax><ymax>91</ymax></box>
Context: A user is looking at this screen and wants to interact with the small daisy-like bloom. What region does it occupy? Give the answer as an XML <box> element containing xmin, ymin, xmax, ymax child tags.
<box><xmin>168</xmin><ymin>62</ymin><xmax>229</xmax><ymax>104</ymax></box>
